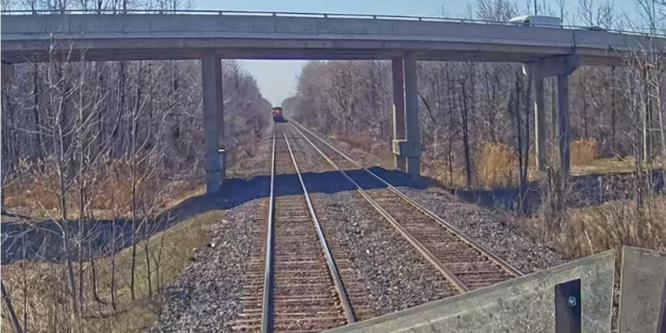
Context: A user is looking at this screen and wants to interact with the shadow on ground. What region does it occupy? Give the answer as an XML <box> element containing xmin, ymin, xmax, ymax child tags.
<box><xmin>440</xmin><ymin>170</ymin><xmax>664</xmax><ymax>213</ymax></box>
<box><xmin>1</xmin><ymin>167</ymin><xmax>420</xmax><ymax>264</ymax></box>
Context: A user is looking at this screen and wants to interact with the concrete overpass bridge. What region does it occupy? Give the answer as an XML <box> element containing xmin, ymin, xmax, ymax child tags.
<box><xmin>2</xmin><ymin>10</ymin><xmax>665</xmax><ymax>192</ymax></box>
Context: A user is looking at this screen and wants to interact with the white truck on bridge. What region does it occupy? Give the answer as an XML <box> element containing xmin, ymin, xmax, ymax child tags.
<box><xmin>508</xmin><ymin>15</ymin><xmax>562</xmax><ymax>28</ymax></box>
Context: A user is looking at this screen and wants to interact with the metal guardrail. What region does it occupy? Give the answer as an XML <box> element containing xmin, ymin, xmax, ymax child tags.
<box><xmin>324</xmin><ymin>249</ymin><xmax>615</xmax><ymax>333</ymax></box>
<box><xmin>1</xmin><ymin>8</ymin><xmax>664</xmax><ymax>37</ymax></box>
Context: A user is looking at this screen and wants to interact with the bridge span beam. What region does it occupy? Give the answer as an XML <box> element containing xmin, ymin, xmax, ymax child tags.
<box><xmin>527</xmin><ymin>55</ymin><xmax>580</xmax><ymax>177</ymax></box>
<box><xmin>201</xmin><ymin>54</ymin><xmax>225</xmax><ymax>193</ymax></box>
<box><xmin>392</xmin><ymin>52</ymin><xmax>421</xmax><ymax>180</ymax></box>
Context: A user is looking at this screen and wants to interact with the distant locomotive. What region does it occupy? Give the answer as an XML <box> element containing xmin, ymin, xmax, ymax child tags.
<box><xmin>272</xmin><ymin>106</ymin><xmax>285</xmax><ymax>122</ymax></box>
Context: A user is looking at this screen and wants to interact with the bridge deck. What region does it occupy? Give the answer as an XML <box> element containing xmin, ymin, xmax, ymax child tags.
<box><xmin>2</xmin><ymin>13</ymin><xmax>663</xmax><ymax>64</ymax></box>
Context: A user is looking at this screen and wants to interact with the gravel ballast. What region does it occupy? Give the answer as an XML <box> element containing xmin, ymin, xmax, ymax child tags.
<box><xmin>312</xmin><ymin>191</ymin><xmax>457</xmax><ymax>317</ymax></box>
<box><xmin>397</xmin><ymin>186</ymin><xmax>565</xmax><ymax>273</ymax></box>
<box><xmin>150</xmin><ymin>200</ymin><xmax>264</xmax><ymax>333</ymax></box>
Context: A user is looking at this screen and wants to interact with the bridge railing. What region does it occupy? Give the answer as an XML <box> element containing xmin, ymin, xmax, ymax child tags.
<box><xmin>1</xmin><ymin>9</ymin><xmax>664</xmax><ymax>37</ymax></box>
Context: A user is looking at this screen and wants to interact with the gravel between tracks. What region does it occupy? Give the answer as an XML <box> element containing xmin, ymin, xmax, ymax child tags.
<box><xmin>149</xmin><ymin>200</ymin><xmax>262</xmax><ymax>333</ymax></box>
<box><xmin>313</xmin><ymin>128</ymin><xmax>565</xmax><ymax>273</ymax></box>
<box><xmin>397</xmin><ymin>186</ymin><xmax>565</xmax><ymax>273</ymax></box>
<box><xmin>312</xmin><ymin>191</ymin><xmax>457</xmax><ymax>317</ymax></box>
<box><xmin>291</xmin><ymin>128</ymin><xmax>458</xmax><ymax>316</ymax></box>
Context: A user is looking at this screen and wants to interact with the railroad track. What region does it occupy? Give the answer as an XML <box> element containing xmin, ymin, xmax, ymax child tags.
<box><xmin>233</xmin><ymin>124</ymin><xmax>356</xmax><ymax>332</ymax></box>
<box><xmin>288</xmin><ymin>121</ymin><xmax>523</xmax><ymax>293</ymax></box>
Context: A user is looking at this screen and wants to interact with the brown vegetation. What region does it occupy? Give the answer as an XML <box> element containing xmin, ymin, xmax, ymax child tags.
<box><xmin>3</xmin><ymin>159</ymin><xmax>202</xmax><ymax>220</ymax></box>
<box><xmin>474</xmin><ymin>142</ymin><xmax>518</xmax><ymax>188</ymax></box>
<box><xmin>571</xmin><ymin>139</ymin><xmax>599</xmax><ymax>166</ymax></box>
<box><xmin>561</xmin><ymin>197</ymin><xmax>666</xmax><ymax>259</ymax></box>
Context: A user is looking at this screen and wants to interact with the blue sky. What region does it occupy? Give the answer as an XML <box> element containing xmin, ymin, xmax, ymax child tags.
<box><xmin>192</xmin><ymin>0</ymin><xmax>639</xmax><ymax>105</ymax></box>
<box><xmin>195</xmin><ymin>0</ymin><xmax>465</xmax><ymax>17</ymax></box>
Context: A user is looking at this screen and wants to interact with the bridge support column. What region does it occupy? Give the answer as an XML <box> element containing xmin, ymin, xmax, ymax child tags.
<box><xmin>403</xmin><ymin>52</ymin><xmax>420</xmax><ymax>180</ymax></box>
<box><xmin>557</xmin><ymin>74</ymin><xmax>570</xmax><ymax>177</ymax></box>
<box><xmin>392</xmin><ymin>57</ymin><xmax>407</xmax><ymax>171</ymax></box>
<box><xmin>526</xmin><ymin>55</ymin><xmax>579</xmax><ymax>177</ymax></box>
<box><xmin>533</xmin><ymin>73</ymin><xmax>546</xmax><ymax>172</ymax></box>
<box><xmin>391</xmin><ymin>53</ymin><xmax>421</xmax><ymax>180</ymax></box>
<box><xmin>201</xmin><ymin>54</ymin><xmax>224</xmax><ymax>193</ymax></box>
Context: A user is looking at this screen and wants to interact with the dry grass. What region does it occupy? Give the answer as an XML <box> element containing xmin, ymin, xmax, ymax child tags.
<box><xmin>1</xmin><ymin>210</ymin><xmax>223</xmax><ymax>332</ymax></box>
<box><xmin>3</xmin><ymin>159</ymin><xmax>202</xmax><ymax>220</ymax></box>
<box><xmin>474</xmin><ymin>142</ymin><xmax>518</xmax><ymax>188</ymax></box>
<box><xmin>560</xmin><ymin>197</ymin><xmax>666</xmax><ymax>259</ymax></box>
<box><xmin>511</xmin><ymin>196</ymin><xmax>666</xmax><ymax>269</ymax></box>
<box><xmin>532</xmin><ymin>197</ymin><xmax>666</xmax><ymax>260</ymax></box>
<box><xmin>572</xmin><ymin>157</ymin><xmax>665</xmax><ymax>176</ymax></box>
<box><xmin>571</xmin><ymin>139</ymin><xmax>599</xmax><ymax>166</ymax></box>
<box><xmin>423</xmin><ymin>141</ymin><xmax>536</xmax><ymax>189</ymax></box>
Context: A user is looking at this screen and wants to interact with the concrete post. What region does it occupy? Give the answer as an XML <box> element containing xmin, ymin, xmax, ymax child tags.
<box><xmin>391</xmin><ymin>57</ymin><xmax>407</xmax><ymax>171</ymax></box>
<box><xmin>215</xmin><ymin>58</ymin><xmax>226</xmax><ymax>184</ymax></box>
<box><xmin>404</xmin><ymin>51</ymin><xmax>420</xmax><ymax>179</ymax></box>
<box><xmin>534</xmin><ymin>74</ymin><xmax>546</xmax><ymax>172</ymax></box>
<box><xmin>201</xmin><ymin>55</ymin><xmax>223</xmax><ymax>193</ymax></box>
<box><xmin>557</xmin><ymin>74</ymin><xmax>570</xmax><ymax>177</ymax></box>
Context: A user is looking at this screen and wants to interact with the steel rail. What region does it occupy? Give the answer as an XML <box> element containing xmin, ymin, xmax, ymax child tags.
<box><xmin>286</xmin><ymin>124</ymin><xmax>469</xmax><ymax>293</ymax></box>
<box><xmin>290</xmin><ymin>121</ymin><xmax>524</xmax><ymax>279</ymax></box>
<box><xmin>281</xmin><ymin>130</ymin><xmax>357</xmax><ymax>324</ymax></box>
<box><xmin>1</xmin><ymin>9</ymin><xmax>663</xmax><ymax>36</ymax></box>
<box><xmin>260</xmin><ymin>126</ymin><xmax>276</xmax><ymax>333</ymax></box>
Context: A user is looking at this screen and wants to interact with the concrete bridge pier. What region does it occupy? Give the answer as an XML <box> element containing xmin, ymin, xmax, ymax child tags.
<box><xmin>532</xmin><ymin>73</ymin><xmax>546</xmax><ymax>172</ymax></box>
<box><xmin>527</xmin><ymin>55</ymin><xmax>580</xmax><ymax>177</ymax></box>
<box><xmin>201</xmin><ymin>54</ymin><xmax>225</xmax><ymax>193</ymax></box>
<box><xmin>557</xmin><ymin>74</ymin><xmax>571</xmax><ymax>177</ymax></box>
<box><xmin>391</xmin><ymin>52</ymin><xmax>421</xmax><ymax>180</ymax></box>
<box><xmin>391</xmin><ymin>57</ymin><xmax>407</xmax><ymax>171</ymax></box>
